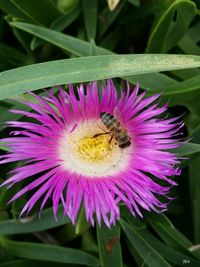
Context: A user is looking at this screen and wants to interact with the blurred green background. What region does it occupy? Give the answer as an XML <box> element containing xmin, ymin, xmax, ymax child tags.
<box><xmin>0</xmin><ymin>0</ymin><xmax>200</xmax><ymax>266</ymax></box>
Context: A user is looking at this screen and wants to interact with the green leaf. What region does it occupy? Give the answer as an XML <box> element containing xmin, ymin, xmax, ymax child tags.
<box><xmin>189</xmin><ymin>153</ymin><xmax>200</xmax><ymax>244</ymax></box>
<box><xmin>146</xmin><ymin>0</ymin><xmax>196</xmax><ymax>53</ymax></box>
<box><xmin>191</xmin><ymin>124</ymin><xmax>200</xmax><ymax>144</ymax></box>
<box><xmin>0</xmin><ymin>43</ymin><xmax>26</xmax><ymax>70</ymax></box>
<box><xmin>179</xmin><ymin>34</ymin><xmax>200</xmax><ymax>55</ymax></box>
<box><xmin>120</xmin><ymin>219</ymin><xmax>171</xmax><ymax>267</ymax></box>
<box><xmin>51</xmin><ymin>4</ymin><xmax>81</xmax><ymax>31</ymax></box>
<box><xmin>10</xmin><ymin>21</ymin><xmax>108</xmax><ymax>56</ymax></box>
<box><xmin>161</xmin><ymin>88</ymin><xmax>200</xmax><ymax>115</ymax></box>
<box><xmin>136</xmin><ymin>227</ymin><xmax>200</xmax><ymax>267</ymax></box>
<box><xmin>186</xmin><ymin>21</ymin><xmax>200</xmax><ymax>43</ymax></box>
<box><xmin>31</xmin><ymin>5</ymin><xmax>81</xmax><ymax>50</ymax></box>
<box><xmin>146</xmin><ymin>213</ymin><xmax>200</xmax><ymax>260</ymax></box>
<box><xmin>2</xmin><ymin>54</ymin><xmax>200</xmax><ymax>100</ymax></box>
<box><xmin>0</xmin><ymin>143</ymin><xmax>10</xmax><ymax>151</ymax></box>
<box><xmin>11</xmin><ymin>27</ymin><xmax>35</xmax><ymax>55</ymax></box>
<box><xmin>188</xmin><ymin>126</ymin><xmax>200</xmax><ymax>243</ymax></box>
<box><xmin>178</xmin><ymin>21</ymin><xmax>200</xmax><ymax>55</ymax></box>
<box><xmin>127</xmin><ymin>0</ymin><xmax>140</xmax><ymax>6</ymax></box>
<box><xmin>57</xmin><ymin>0</ymin><xmax>80</xmax><ymax>13</ymax></box>
<box><xmin>83</xmin><ymin>0</ymin><xmax>97</xmax><ymax>41</ymax></box>
<box><xmin>129</xmin><ymin>72</ymin><xmax>177</xmax><ymax>91</ymax></box>
<box><xmin>121</xmin><ymin>208</ymin><xmax>200</xmax><ymax>267</ymax></box>
<box><xmin>172</xmin><ymin>69</ymin><xmax>200</xmax><ymax>80</ymax></box>
<box><xmin>82</xmin><ymin>230</ymin><xmax>98</xmax><ymax>252</ymax></box>
<box><xmin>0</xmin><ymin>104</ymin><xmax>22</xmax><ymax>132</ymax></box>
<box><xmin>12</xmin><ymin>0</ymin><xmax>61</xmax><ymax>25</ymax></box>
<box><xmin>97</xmin><ymin>222</ymin><xmax>122</xmax><ymax>267</ymax></box>
<box><xmin>0</xmin><ymin>0</ymin><xmax>30</xmax><ymax>20</ymax></box>
<box><xmin>0</xmin><ymin>239</ymin><xmax>100</xmax><ymax>266</ymax></box>
<box><xmin>0</xmin><ymin>205</ymin><xmax>70</xmax><ymax>235</ymax></box>
<box><xmin>0</xmin><ymin>259</ymin><xmax>76</xmax><ymax>267</ymax></box>
<box><xmin>151</xmin><ymin>75</ymin><xmax>200</xmax><ymax>95</ymax></box>
<box><xmin>174</xmin><ymin>143</ymin><xmax>200</xmax><ymax>156</ymax></box>
<box><xmin>0</xmin><ymin>91</ymin><xmax>48</xmax><ymax>131</ymax></box>
<box><xmin>9</xmin><ymin>21</ymin><xmax>180</xmax><ymax>90</ymax></box>
<box><xmin>75</xmin><ymin>204</ymin><xmax>90</xmax><ymax>235</ymax></box>
<box><xmin>149</xmin><ymin>75</ymin><xmax>200</xmax><ymax>114</ymax></box>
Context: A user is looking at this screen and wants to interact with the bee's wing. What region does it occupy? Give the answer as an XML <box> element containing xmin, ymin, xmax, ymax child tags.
<box><xmin>113</xmin><ymin>106</ymin><xmax>126</xmax><ymax>127</ymax></box>
<box><xmin>95</xmin><ymin>118</ymin><xmax>108</xmax><ymax>132</ymax></box>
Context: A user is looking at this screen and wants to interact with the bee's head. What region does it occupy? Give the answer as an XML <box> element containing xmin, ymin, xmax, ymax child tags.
<box><xmin>100</xmin><ymin>112</ymin><xmax>106</xmax><ymax>118</ymax></box>
<box><xmin>119</xmin><ymin>140</ymin><xmax>131</xmax><ymax>149</ymax></box>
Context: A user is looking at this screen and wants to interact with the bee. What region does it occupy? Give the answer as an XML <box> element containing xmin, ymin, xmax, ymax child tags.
<box><xmin>94</xmin><ymin>107</ymin><xmax>131</xmax><ymax>149</ymax></box>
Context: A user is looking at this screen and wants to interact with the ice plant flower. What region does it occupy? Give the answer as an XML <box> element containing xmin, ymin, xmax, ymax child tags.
<box><xmin>0</xmin><ymin>80</ymin><xmax>182</xmax><ymax>227</ymax></box>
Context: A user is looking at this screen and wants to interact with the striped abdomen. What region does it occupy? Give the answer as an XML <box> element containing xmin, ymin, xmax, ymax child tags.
<box><xmin>100</xmin><ymin>112</ymin><xmax>131</xmax><ymax>149</ymax></box>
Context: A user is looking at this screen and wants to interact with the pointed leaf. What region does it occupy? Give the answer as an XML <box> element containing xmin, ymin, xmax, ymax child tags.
<box><xmin>83</xmin><ymin>0</ymin><xmax>97</xmax><ymax>40</ymax></box>
<box><xmin>146</xmin><ymin>0</ymin><xmax>196</xmax><ymax>53</ymax></box>
<box><xmin>120</xmin><ymin>219</ymin><xmax>171</xmax><ymax>267</ymax></box>
<box><xmin>2</xmin><ymin>54</ymin><xmax>200</xmax><ymax>100</ymax></box>
<box><xmin>0</xmin><ymin>239</ymin><xmax>100</xmax><ymax>266</ymax></box>
<box><xmin>12</xmin><ymin>0</ymin><xmax>61</xmax><ymax>25</ymax></box>
<box><xmin>97</xmin><ymin>222</ymin><xmax>122</xmax><ymax>267</ymax></box>
<box><xmin>146</xmin><ymin>213</ymin><xmax>200</xmax><ymax>260</ymax></box>
<box><xmin>174</xmin><ymin>143</ymin><xmax>200</xmax><ymax>156</ymax></box>
<box><xmin>0</xmin><ymin>205</ymin><xmax>69</xmax><ymax>235</ymax></box>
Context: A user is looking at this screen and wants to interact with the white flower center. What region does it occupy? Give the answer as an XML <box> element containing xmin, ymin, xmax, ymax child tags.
<box><xmin>58</xmin><ymin>120</ymin><xmax>131</xmax><ymax>178</ymax></box>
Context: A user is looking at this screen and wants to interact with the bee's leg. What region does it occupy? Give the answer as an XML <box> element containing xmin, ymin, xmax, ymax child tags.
<box><xmin>93</xmin><ymin>132</ymin><xmax>111</xmax><ymax>138</ymax></box>
<box><xmin>108</xmin><ymin>134</ymin><xmax>114</xmax><ymax>144</ymax></box>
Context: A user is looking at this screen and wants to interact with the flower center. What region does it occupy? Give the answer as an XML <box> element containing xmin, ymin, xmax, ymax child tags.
<box><xmin>59</xmin><ymin>120</ymin><xmax>132</xmax><ymax>178</ymax></box>
<box><xmin>78</xmin><ymin>135</ymin><xmax>112</xmax><ymax>162</ymax></box>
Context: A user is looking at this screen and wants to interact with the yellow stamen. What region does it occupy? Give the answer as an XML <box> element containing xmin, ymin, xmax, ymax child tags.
<box><xmin>78</xmin><ymin>135</ymin><xmax>112</xmax><ymax>162</ymax></box>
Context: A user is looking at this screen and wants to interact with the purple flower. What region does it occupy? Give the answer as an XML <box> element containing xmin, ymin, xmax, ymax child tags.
<box><xmin>0</xmin><ymin>80</ymin><xmax>182</xmax><ymax>227</ymax></box>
